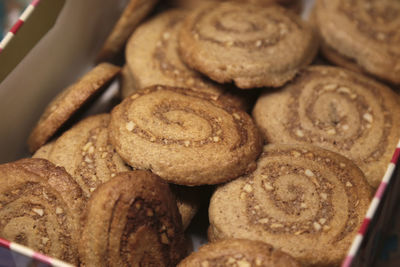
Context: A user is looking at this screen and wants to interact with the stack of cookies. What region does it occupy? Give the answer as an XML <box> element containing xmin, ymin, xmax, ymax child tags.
<box><xmin>0</xmin><ymin>0</ymin><xmax>399</xmax><ymax>266</ymax></box>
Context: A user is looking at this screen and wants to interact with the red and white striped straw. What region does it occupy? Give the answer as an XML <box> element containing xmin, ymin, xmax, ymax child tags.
<box><xmin>342</xmin><ymin>139</ymin><xmax>400</xmax><ymax>267</ymax></box>
<box><xmin>0</xmin><ymin>0</ymin><xmax>41</xmax><ymax>54</ymax></box>
<box><xmin>0</xmin><ymin>237</ymin><xmax>73</xmax><ymax>267</ymax></box>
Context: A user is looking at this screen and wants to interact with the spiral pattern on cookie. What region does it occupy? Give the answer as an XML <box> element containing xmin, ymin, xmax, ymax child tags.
<box><xmin>253</xmin><ymin>66</ymin><xmax>400</xmax><ymax>187</ymax></box>
<box><xmin>79</xmin><ymin>171</ymin><xmax>186</xmax><ymax>267</ymax></box>
<box><xmin>34</xmin><ymin>114</ymin><xmax>130</xmax><ymax>197</ymax></box>
<box><xmin>337</xmin><ymin>0</ymin><xmax>400</xmax><ymax>44</ymax></box>
<box><xmin>178</xmin><ymin>2</ymin><xmax>317</xmax><ymax>88</ymax></box>
<box><xmin>209</xmin><ymin>144</ymin><xmax>371</xmax><ymax>266</ymax></box>
<box><xmin>0</xmin><ymin>158</ymin><xmax>85</xmax><ymax>264</ymax></box>
<box><xmin>125</xmin><ymin>10</ymin><xmax>246</xmax><ymax>109</ymax></box>
<box><xmin>109</xmin><ymin>85</ymin><xmax>262</xmax><ymax>185</ymax></box>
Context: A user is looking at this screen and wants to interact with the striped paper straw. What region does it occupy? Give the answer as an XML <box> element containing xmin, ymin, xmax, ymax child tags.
<box><xmin>342</xmin><ymin>139</ymin><xmax>400</xmax><ymax>267</ymax></box>
<box><xmin>0</xmin><ymin>0</ymin><xmax>40</xmax><ymax>53</ymax></box>
<box><xmin>0</xmin><ymin>237</ymin><xmax>73</xmax><ymax>267</ymax></box>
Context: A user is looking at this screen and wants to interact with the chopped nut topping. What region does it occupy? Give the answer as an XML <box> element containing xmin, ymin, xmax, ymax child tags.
<box><xmin>346</xmin><ymin>182</ymin><xmax>353</xmax><ymax>187</ymax></box>
<box><xmin>162</xmin><ymin>32</ymin><xmax>170</xmax><ymax>40</ymax></box>
<box><xmin>319</xmin><ymin>218</ymin><xmax>327</xmax><ymax>224</ymax></box>
<box><xmin>183</xmin><ymin>140</ymin><xmax>190</xmax><ymax>147</ymax></box>
<box><xmin>160</xmin><ymin>233</ymin><xmax>169</xmax><ymax>244</ymax></box>
<box><xmin>255</xmin><ymin>40</ymin><xmax>262</xmax><ymax>47</ymax></box>
<box><xmin>33</xmin><ymin>208</ymin><xmax>44</xmax><ymax>216</ymax></box>
<box><xmin>320</xmin><ymin>193</ymin><xmax>328</xmax><ymax>200</ymax></box>
<box><xmin>83</xmin><ymin>142</ymin><xmax>93</xmax><ymax>151</ymax></box>
<box><xmin>313</xmin><ymin>222</ymin><xmax>321</xmax><ymax>231</ymax></box>
<box><xmin>88</xmin><ymin>146</ymin><xmax>94</xmax><ymax>154</ymax></box>
<box><xmin>130</xmin><ymin>94</ymin><xmax>139</xmax><ymax>100</ymax></box>
<box><xmin>291</xmin><ymin>150</ymin><xmax>301</xmax><ymax>157</ymax></box>
<box><xmin>56</xmin><ymin>207</ymin><xmax>63</xmax><ymax>214</ymax></box>
<box><xmin>340</xmin><ymin>163</ymin><xmax>346</xmax><ymax>168</ymax></box>
<box><xmin>305</xmin><ymin>169</ymin><xmax>314</xmax><ymax>177</ymax></box>
<box><xmin>338</xmin><ymin>86</ymin><xmax>351</xmax><ymax>94</ymax></box>
<box><xmin>213</xmin><ymin>136</ymin><xmax>220</xmax><ymax>142</ymax></box>
<box><xmin>89</xmin><ymin>188</ymin><xmax>95</xmax><ymax>192</ymax></box>
<box><xmin>258</xmin><ymin>218</ymin><xmax>269</xmax><ymax>224</ymax></box>
<box><xmin>101</xmin><ymin>152</ymin><xmax>108</xmax><ymax>159</ymax></box>
<box><xmin>225</xmin><ymin>40</ymin><xmax>234</xmax><ymax>47</ymax></box>
<box><xmin>243</xmin><ymin>184</ymin><xmax>253</xmax><ymax>193</ymax></box>
<box><xmin>150</xmin><ymin>136</ymin><xmax>156</xmax><ymax>142</ymax></box>
<box><xmin>227</xmin><ymin>257</ymin><xmax>236</xmax><ymax>264</ymax></box>
<box><xmin>237</xmin><ymin>260</ymin><xmax>251</xmax><ymax>267</ymax></box>
<box><xmin>327</xmin><ymin>128</ymin><xmax>336</xmax><ymax>135</ymax></box>
<box><xmin>41</xmin><ymin>237</ymin><xmax>49</xmax><ymax>245</ymax></box>
<box><xmin>271</xmin><ymin>223</ymin><xmax>283</xmax><ymax>228</ymax></box>
<box><xmin>296</xmin><ymin>129</ymin><xmax>304</xmax><ymax>137</ymax></box>
<box><xmin>342</xmin><ymin>124</ymin><xmax>349</xmax><ymax>131</ymax></box>
<box><xmin>125</xmin><ymin>121</ymin><xmax>135</xmax><ymax>131</ymax></box>
<box><xmin>300</xmin><ymin>203</ymin><xmax>307</xmax><ymax>208</ymax></box>
<box><xmin>263</xmin><ymin>182</ymin><xmax>273</xmax><ymax>191</ymax></box>
<box><xmin>240</xmin><ymin>192</ymin><xmax>246</xmax><ymax>200</ymax></box>
<box><xmin>363</xmin><ymin>113</ymin><xmax>373</xmax><ymax>123</ymax></box>
<box><xmin>146</xmin><ymin>209</ymin><xmax>154</xmax><ymax>217</ymax></box>
<box><xmin>323</xmin><ymin>225</ymin><xmax>331</xmax><ymax>231</ymax></box>
<box><xmin>324</xmin><ymin>84</ymin><xmax>337</xmax><ymax>91</ymax></box>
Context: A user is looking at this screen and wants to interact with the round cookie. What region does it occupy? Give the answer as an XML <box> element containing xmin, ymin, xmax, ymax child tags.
<box><xmin>209</xmin><ymin>144</ymin><xmax>372</xmax><ymax>266</ymax></box>
<box><xmin>170</xmin><ymin>0</ymin><xmax>301</xmax><ymax>12</ymax></box>
<box><xmin>96</xmin><ymin>0</ymin><xmax>159</xmax><ymax>62</ymax></box>
<box><xmin>33</xmin><ymin>114</ymin><xmax>130</xmax><ymax>197</ymax></box>
<box><xmin>125</xmin><ymin>9</ymin><xmax>248</xmax><ymax>110</ymax></box>
<box><xmin>79</xmin><ymin>170</ymin><xmax>186</xmax><ymax>267</ymax></box>
<box><xmin>27</xmin><ymin>63</ymin><xmax>120</xmax><ymax>153</ymax></box>
<box><xmin>178</xmin><ymin>2</ymin><xmax>318</xmax><ymax>89</ymax></box>
<box><xmin>0</xmin><ymin>158</ymin><xmax>85</xmax><ymax>265</ymax></box>
<box><xmin>314</xmin><ymin>0</ymin><xmax>400</xmax><ymax>85</ymax></box>
<box><xmin>109</xmin><ymin>85</ymin><xmax>263</xmax><ymax>186</ymax></box>
<box><xmin>253</xmin><ymin>65</ymin><xmax>400</xmax><ymax>188</ymax></box>
<box><xmin>178</xmin><ymin>239</ymin><xmax>301</xmax><ymax>267</ymax></box>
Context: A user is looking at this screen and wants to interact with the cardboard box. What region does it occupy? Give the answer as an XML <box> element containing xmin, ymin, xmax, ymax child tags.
<box><xmin>0</xmin><ymin>0</ymin><xmax>399</xmax><ymax>266</ymax></box>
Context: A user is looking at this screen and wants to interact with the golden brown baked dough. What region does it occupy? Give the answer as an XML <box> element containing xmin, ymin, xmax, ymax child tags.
<box><xmin>178</xmin><ymin>2</ymin><xmax>318</xmax><ymax>88</ymax></box>
<box><xmin>178</xmin><ymin>238</ymin><xmax>301</xmax><ymax>267</ymax></box>
<box><xmin>314</xmin><ymin>0</ymin><xmax>400</xmax><ymax>84</ymax></box>
<box><xmin>109</xmin><ymin>85</ymin><xmax>263</xmax><ymax>185</ymax></box>
<box><xmin>27</xmin><ymin>63</ymin><xmax>120</xmax><ymax>153</ymax></box>
<box><xmin>33</xmin><ymin>114</ymin><xmax>130</xmax><ymax>197</ymax></box>
<box><xmin>0</xmin><ymin>158</ymin><xmax>85</xmax><ymax>265</ymax></box>
<box><xmin>253</xmin><ymin>65</ymin><xmax>400</xmax><ymax>188</ymax></box>
<box><xmin>79</xmin><ymin>170</ymin><xmax>186</xmax><ymax>267</ymax></box>
<box><xmin>125</xmin><ymin>9</ymin><xmax>248</xmax><ymax>110</ymax></box>
<box><xmin>209</xmin><ymin>144</ymin><xmax>372</xmax><ymax>266</ymax></box>
<box><xmin>96</xmin><ymin>0</ymin><xmax>159</xmax><ymax>62</ymax></box>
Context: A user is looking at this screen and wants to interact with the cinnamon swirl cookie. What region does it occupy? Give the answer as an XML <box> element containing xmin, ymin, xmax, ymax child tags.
<box><xmin>209</xmin><ymin>144</ymin><xmax>372</xmax><ymax>266</ymax></box>
<box><xmin>178</xmin><ymin>239</ymin><xmax>301</xmax><ymax>267</ymax></box>
<box><xmin>79</xmin><ymin>170</ymin><xmax>186</xmax><ymax>267</ymax></box>
<box><xmin>33</xmin><ymin>114</ymin><xmax>130</xmax><ymax>197</ymax></box>
<box><xmin>0</xmin><ymin>158</ymin><xmax>85</xmax><ymax>265</ymax></box>
<box><xmin>314</xmin><ymin>0</ymin><xmax>400</xmax><ymax>84</ymax></box>
<box><xmin>253</xmin><ymin>66</ymin><xmax>400</xmax><ymax>188</ymax></box>
<box><xmin>96</xmin><ymin>0</ymin><xmax>158</xmax><ymax>62</ymax></box>
<box><xmin>28</xmin><ymin>63</ymin><xmax>120</xmax><ymax>153</ymax></box>
<box><xmin>178</xmin><ymin>2</ymin><xmax>318</xmax><ymax>88</ymax></box>
<box><xmin>170</xmin><ymin>0</ymin><xmax>301</xmax><ymax>12</ymax></box>
<box><xmin>125</xmin><ymin>9</ymin><xmax>247</xmax><ymax>110</ymax></box>
<box><xmin>109</xmin><ymin>85</ymin><xmax>263</xmax><ymax>186</ymax></box>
